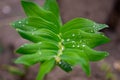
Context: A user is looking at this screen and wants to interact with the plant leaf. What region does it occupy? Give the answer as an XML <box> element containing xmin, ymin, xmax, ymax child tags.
<box><xmin>62</xmin><ymin>29</ymin><xmax>110</xmax><ymax>48</ymax></box>
<box><xmin>12</xmin><ymin>17</ymin><xmax>59</xmax><ymax>34</ymax></box>
<box><xmin>15</xmin><ymin>50</ymin><xmax>56</xmax><ymax>66</ymax></box>
<box><xmin>61</xmin><ymin>49</ymin><xmax>90</xmax><ymax>75</ymax></box>
<box><xmin>61</xmin><ymin>18</ymin><xmax>108</xmax><ymax>33</ymax></box>
<box><xmin>21</xmin><ymin>0</ymin><xmax>60</xmax><ymax>27</ymax></box>
<box><xmin>83</xmin><ymin>46</ymin><xmax>109</xmax><ymax>61</ymax></box>
<box><xmin>43</xmin><ymin>0</ymin><xmax>62</xmax><ymax>25</ymax></box>
<box><xmin>36</xmin><ymin>59</ymin><xmax>55</xmax><ymax>80</ymax></box>
<box><xmin>15</xmin><ymin>53</ymin><xmax>41</xmax><ymax>66</ymax></box>
<box><xmin>16</xmin><ymin>42</ymin><xmax>58</xmax><ymax>54</ymax></box>
<box><xmin>15</xmin><ymin>29</ymin><xmax>60</xmax><ymax>43</ymax></box>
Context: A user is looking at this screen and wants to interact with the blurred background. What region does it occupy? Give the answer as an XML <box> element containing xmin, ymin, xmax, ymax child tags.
<box><xmin>0</xmin><ymin>0</ymin><xmax>120</xmax><ymax>80</ymax></box>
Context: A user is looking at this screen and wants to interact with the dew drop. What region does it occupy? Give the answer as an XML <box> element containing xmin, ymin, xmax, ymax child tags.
<box><xmin>90</xmin><ymin>30</ymin><xmax>94</xmax><ymax>33</ymax></box>
<box><xmin>38</xmin><ymin>42</ymin><xmax>42</xmax><ymax>44</ymax></box>
<box><xmin>77</xmin><ymin>45</ymin><xmax>80</xmax><ymax>48</ymax></box>
<box><xmin>82</xmin><ymin>44</ymin><xmax>85</xmax><ymax>47</ymax></box>
<box><xmin>72</xmin><ymin>34</ymin><xmax>75</xmax><ymax>37</ymax></box>
<box><xmin>66</xmin><ymin>39</ymin><xmax>70</xmax><ymax>41</ymax></box>
<box><xmin>72</xmin><ymin>41</ymin><xmax>75</xmax><ymax>43</ymax></box>
<box><xmin>18</xmin><ymin>21</ymin><xmax>21</xmax><ymax>24</ymax></box>
<box><xmin>62</xmin><ymin>46</ymin><xmax>64</xmax><ymax>51</ymax></box>
<box><xmin>38</xmin><ymin>51</ymin><xmax>41</xmax><ymax>55</ymax></box>
<box><xmin>32</xmin><ymin>33</ymin><xmax>34</xmax><ymax>35</ymax></box>
<box><xmin>72</xmin><ymin>45</ymin><xmax>75</xmax><ymax>47</ymax></box>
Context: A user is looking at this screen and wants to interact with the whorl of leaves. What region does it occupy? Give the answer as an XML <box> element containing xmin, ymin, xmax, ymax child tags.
<box><xmin>12</xmin><ymin>0</ymin><xmax>110</xmax><ymax>80</ymax></box>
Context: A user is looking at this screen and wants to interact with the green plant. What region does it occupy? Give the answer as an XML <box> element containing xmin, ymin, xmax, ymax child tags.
<box><xmin>11</xmin><ymin>0</ymin><xmax>110</xmax><ymax>80</ymax></box>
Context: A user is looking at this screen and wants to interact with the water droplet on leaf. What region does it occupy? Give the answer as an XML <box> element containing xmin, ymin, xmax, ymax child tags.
<box><xmin>39</xmin><ymin>42</ymin><xmax>42</xmax><ymax>44</ymax></box>
<box><xmin>82</xmin><ymin>44</ymin><xmax>85</xmax><ymax>47</ymax></box>
<box><xmin>66</xmin><ymin>39</ymin><xmax>70</xmax><ymax>41</ymax></box>
<box><xmin>72</xmin><ymin>41</ymin><xmax>75</xmax><ymax>43</ymax></box>
<box><xmin>18</xmin><ymin>21</ymin><xmax>21</xmax><ymax>24</ymax></box>
<box><xmin>32</xmin><ymin>33</ymin><xmax>34</xmax><ymax>35</ymax></box>
<box><xmin>90</xmin><ymin>30</ymin><xmax>94</xmax><ymax>33</ymax></box>
<box><xmin>77</xmin><ymin>45</ymin><xmax>80</xmax><ymax>47</ymax></box>
<box><xmin>38</xmin><ymin>50</ymin><xmax>41</xmax><ymax>55</ymax></box>
<box><xmin>72</xmin><ymin>34</ymin><xmax>75</xmax><ymax>37</ymax></box>
<box><xmin>72</xmin><ymin>45</ymin><xmax>75</xmax><ymax>47</ymax></box>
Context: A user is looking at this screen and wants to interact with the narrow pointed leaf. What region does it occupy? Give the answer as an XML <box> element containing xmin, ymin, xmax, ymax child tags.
<box><xmin>15</xmin><ymin>50</ymin><xmax>56</xmax><ymax>66</ymax></box>
<box><xmin>12</xmin><ymin>17</ymin><xmax>59</xmax><ymax>33</ymax></box>
<box><xmin>16</xmin><ymin>29</ymin><xmax>60</xmax><ymax>43</ymax></box>
<box><xmin>36</xmin><ymin>59</ymin><xmax>55</xmax><ymax>80</ymax></box>
<box><xmin>15</xmin><ymin>53</ymin><xmax>41</xmax><ymax>66</ymax></box>
<box><xmin>62</xmin><ymin>29</ymin><xmax>110</xmax><ymax>48</ymax></box>
<box><xmin>21</xmin><ymin>0</ymin><xmax>60</xmax><ymax>27</ymax></box>
<box><xmin>61</xmin><ymin>18</ymin><xmax>108</xmax><ymax>33</ymax></box>
<box><xmin>17</xmin><ymin>42</ymin><xmax>58</xmax><ymax>54</ymax></box>
<box><xmin>44</xmin><ymin>0</ymin><xmax>62</xmax><ymax>25</ymax></box>
<box><xmin>61</xmin><ymin>49</ymin><xmax>90</xmax><ymax>75</ymax></box>
<box><xmin>83</xmin><ymin>46</ymin><xmax>109</xmax><ymax>61</ymax></box>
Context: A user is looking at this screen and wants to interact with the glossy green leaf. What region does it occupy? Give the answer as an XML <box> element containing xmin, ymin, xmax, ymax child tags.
<box><xmin>21</xmin><ymin>0</ymin><xmax>60</xmax><ymax>27</ymax></box>
<box><xmin>16</xmin><ymin>42</ymin><xmax>58</xmax><ymax>54</ymax></box>
<box><xmin>44</xmin><ymin>0</ymin><xmax>62</xmax><ymax>25</ymax></box>
<box><xmin>36</xmin><ymin>59</ymin><xmax>55</xmax><ymax>80</ymax></box>
<box><xmin>15</xmin><ymin>50</ymin><xmax>56</xmax><ymax>66</ymax></box>
<box><xmin>61</xmin><ymin>18</ymin><xmax>108</xmax><ymax>33</ymax></box>
<box><xmin>16</xmin><ymin>29</ymin><xmax>60</xmax><ymax>43</ymax></box>
<box><xmin>61</xmin><ymin>49</ymin><xmax>90</xmax><ymax>75</ymax></box>
<box><xmin>44</xmin><ymin>0</ymin><xmax>59</xmax><ymax>18</ymax></box>
<box><xmin>12</xmin><ymin>17</ymin><xmax>59</xmax><ymax>33</ymax></box>
<box><xmin>15</xmin><ymin>53</ymin><xmax>41</xmax><ymax>66</ymax></box>
<box><xmin>83</xmin><ymin>46</ymin><xmax>109</xmax><ymax>61</ymax></box>
<box><xmin>62</xmin><ymin>29</ymin><xmax>110</xmax><ymax>48</ymax></box>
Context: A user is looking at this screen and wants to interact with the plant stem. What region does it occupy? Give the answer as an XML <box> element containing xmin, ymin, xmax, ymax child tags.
<box><xmin>55</xmin><ymin>33</ymin><xmax>64</xmax><ymax>63</ymax></box>
<box><xmin>36</xmin><ymin>66</ymin><xmax>41</xmax><ymax>80</ymax></box>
